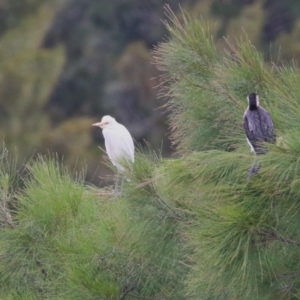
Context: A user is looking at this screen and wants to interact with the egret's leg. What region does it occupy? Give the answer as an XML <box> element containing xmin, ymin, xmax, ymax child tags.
<box><xmin>120</xmin><ymin>174</ymin><xmax>125</xmax><ymax>193</ymax></box>
<box><xmin>114</xmin><ymin>173</ymin><xmax>120</xmax><ymax>195</ymax></box>
<box><xmin>113</xmin><ymin>173</ymin><xmax>125</xmax><ymax>196</ymax></box>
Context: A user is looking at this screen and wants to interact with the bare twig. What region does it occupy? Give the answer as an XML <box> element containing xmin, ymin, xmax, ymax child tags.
<box><xmin>259</xmin><ymin>229</ymin><xmax>300</xmax><ymax>247</ymax></box>
<box><xmin>141</xmin><ymin>183</ymin><xmax>182</xmax><ymax>220</ymax></box>
<box><xmin>136</xmin><ymin>176</ymin><xmax>182</xmax><ymax>220</ymax></box>
<box><xmin>120</xmin><ymin>285</ymin><xmax>136</xmax><ymax>300</ymax></box>
<box><xmin>0</xmin><ymin>199</ymin><xmax>14</xmax><ymax>229</ymax></box>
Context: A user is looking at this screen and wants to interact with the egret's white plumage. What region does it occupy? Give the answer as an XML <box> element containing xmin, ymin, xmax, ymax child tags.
<box><xmin>93</xmin><ymin>115</ymin><xmax>134</xmax><ymax>172</ymax></box>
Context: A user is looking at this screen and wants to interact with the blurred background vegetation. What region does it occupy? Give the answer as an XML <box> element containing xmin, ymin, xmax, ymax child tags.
<box><xmin>2</xmin><ymin>0</ymin><xmax>300</xmax><ymax>185</ymax></box>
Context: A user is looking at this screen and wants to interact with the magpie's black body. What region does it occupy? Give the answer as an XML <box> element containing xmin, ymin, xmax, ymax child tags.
<box><xmin>243</xmin><ymin>93</ymin><xmax>276</xmax><ymax>155</ymax></box>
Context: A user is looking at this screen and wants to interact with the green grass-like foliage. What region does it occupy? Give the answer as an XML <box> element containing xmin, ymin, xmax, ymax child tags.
<box><xmin>151</xmin><ymin>5</ymin><xmax>300</xmax><ymax>300</ymax></box>
<box><xmin>0</xmin><ymin>150</ymin><xmax>187</xmax><ymax>299</ymax></box>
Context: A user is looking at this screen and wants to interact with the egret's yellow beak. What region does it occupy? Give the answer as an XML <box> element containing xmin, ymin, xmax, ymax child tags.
<box><xmin>92</xmin><ymin>121</ymin><xmax>107</xmax><ymax>128</ymax></box>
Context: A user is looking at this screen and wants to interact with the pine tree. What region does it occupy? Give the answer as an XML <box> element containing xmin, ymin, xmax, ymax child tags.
<box><xmin>153</xmin><ymin>6</ymin><xmax>300</xmax><ymax>299</ymax></box>
<box><xmin>0</xmin><ymin>149</ymin><xmax>187</xmax><ymax>299</ymax></box>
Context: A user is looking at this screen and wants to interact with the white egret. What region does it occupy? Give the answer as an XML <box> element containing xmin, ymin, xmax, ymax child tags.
<box><xmin>93</xmin><ymin>115</ymin><xmax>134</xmax><ymax>193</ymax></box>
<box><xmin>243</xmin><ymin>93</ymin><xmax>276</xmax><ymax>176</ymax></box>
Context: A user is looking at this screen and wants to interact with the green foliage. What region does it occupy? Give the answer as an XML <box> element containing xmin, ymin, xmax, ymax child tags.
<box><xmin>154</xmin><ymin>6</ymin><xmax>300</xmax><ymax>155</ymax></box>
<box><xmin>0</xmin><ymin>3</ymin><xmax>64</xmax><ymax>158</ymax></box>
<box><xmin>0</xmin><ymin>3</ymin><xmax>102</xmax><ymax>184</ymax></box>
<box><xmin>0</xmin><ymin>0</ymin><xmax>60</xmax><ymax>36</ymax></box>
<box><xmin>152</xmin><ymin>7</ymin><xmax>300</xmax><ymax>300</ymax></box>
<box><xmin>0</xmin><ymin>149</ymin><xmax>187</xmax><ymax>299</ymax></box>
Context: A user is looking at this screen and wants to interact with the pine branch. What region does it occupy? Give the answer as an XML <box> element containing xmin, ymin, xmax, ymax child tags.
<box><xmin>137</xmin><ymin>179</ymin><xmax>183</xmax><ymax>220</ymax></box>
<box><xmin>0</xmin><ymin>198</ymin><xmax>14</xmax><ymax>229</ymax></box>
<box><xmin>259</xmin><ymin>229</ymin><xmax>300</xmax><ymax>247</ymax></box>
<box><xmin>120</xmin><ymin>285</ymin><xmax>137</xmax><ymax>300</ymax></box>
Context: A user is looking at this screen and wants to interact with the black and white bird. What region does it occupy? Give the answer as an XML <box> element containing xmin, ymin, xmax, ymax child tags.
<box><xmin>243</xmin><ymin>93</ymin><xmax>276</xmax><ymax>154</ymax></box>
<box><xmin>243</xmin><ymin>93</ymin><xmax>276</xmax><ymax>176</ymax></box>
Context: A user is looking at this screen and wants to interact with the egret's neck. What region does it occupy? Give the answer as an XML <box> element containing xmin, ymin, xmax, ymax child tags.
<box><xmin>105</xmin><ymin>122</ymin><xmax>119</xmax><ymax>129</ymax></box>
